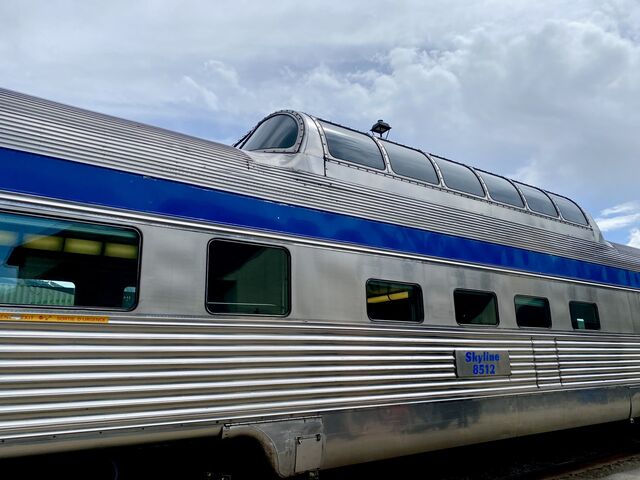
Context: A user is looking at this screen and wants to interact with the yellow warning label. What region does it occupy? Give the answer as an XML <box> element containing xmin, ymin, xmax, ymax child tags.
<box><xmin>0</xmin><ymin>313</ymin><xmax>109</xmax><ymax>324</ymax></box>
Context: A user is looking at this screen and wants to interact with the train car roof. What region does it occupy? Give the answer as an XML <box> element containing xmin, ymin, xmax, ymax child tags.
<box><xmin>236</xmin><ymin>110</ymin><xmax>598</xmax><ymax>238</ymax></box>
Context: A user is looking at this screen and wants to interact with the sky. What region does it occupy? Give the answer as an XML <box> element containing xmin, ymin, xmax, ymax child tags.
<box><xmin>1</xmin><ymin>0</ymin><xmax>639</xmax><ymax>246</ymax></box>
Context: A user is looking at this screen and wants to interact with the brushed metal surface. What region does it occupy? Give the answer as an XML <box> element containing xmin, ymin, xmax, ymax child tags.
<box><xmin>0</xmin><ymin>316</ymin><xmax>637</xmax><ymax>453</ymax></box>
<box><xmin>321</xmin><ymin>387</ymin><xmax>631</xmax><ymax>469</ymax></box>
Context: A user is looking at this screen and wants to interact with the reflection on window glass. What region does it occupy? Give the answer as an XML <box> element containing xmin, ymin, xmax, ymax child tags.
<box><xmin>570</xmin><ymin>302</ymin><xmax>600</xmax><ymax>330</ymax></box>
<box><xmin>548</xmin><ymin>194</ymin><xmax>588</xmax><ymax>225</ymax></box>
<box><xmin>122</xmin><ymin>286</ymin><xmax>137</xmax><ymax>310</ymax></box>
<box><xmin>207</xmin><ymin>240</ymin><xmax>290</xmax><ymax>315</ymax></box>
<box><xmin>366</xmin><ymin>279</ymin><xmax>423</xmax><ymax>322</ymax></box>
<box><xmin>433</xmin><ymin>158</ymin><xmax>485</xmax><ymax>197</ymax></box>
<box><xmin>515</xmin><ymin>295</ymin><xmax>551</xmax><ymax>328</ymax></box>
<box><xmin>454</xmin><ymin>290</ymin><xmax>499</xmax><ymax>325</ymax></box>
<box><xmin>320</xmin><ymin>121</ymin><xmax>385</xmax><ymax>170</ymax></box>
<box><xmin>382</xmin><ymin>141</ymin><xmax>439</xmax><ymax>184</ymax></box>
<box><xmin>0</xmin><ymin>212</ymin><xmax>140</xmax><ymax>308</ymax></box>
<box><xmin>516</xmin><ymin>183</ymin><xmax>558</xmax><ymax>217</ymax></box>
<box><xmin>0</xmin><ymin>279</ymin><xmax>75</xmax><ymax>306</ymax></box>
<box><xmin>478</xmin><ymin>172</ymin><xmax>524</xmax><ymax>207</ymax></box>
<box><xmin>242</xmin><ymin>115</ymin><xmax>299</xmax><ymax>151</ymax></box>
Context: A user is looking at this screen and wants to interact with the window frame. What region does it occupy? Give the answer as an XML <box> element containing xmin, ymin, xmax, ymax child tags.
<box><xmin>380</xmin><ymin>139</ymin><xmax>441</xmax><ymax>186</ymax></box>
<box><xmin>432</xmin><ymin>156</ymin><xmax>487</xmax><ymax>198</ymax></box>
<box><xmin>476</xmin><ymin>171</ymin><xmax>526</xmax><ymax>209</ymax></box>
<box><xmin>366</xmin><ymin>278</ymin><xmax>424</xmax><ymax>324</ymax></box>
<box><xmin>514</xmin><ymin>294</ymin><xmax>552</xmax><ymax>329</ymax></box>
<box><xmin>237</xmin><ymin>112</ymin><xmax>305</xmax><ymax>154</ymax></box>
<box><xmin>514</xmin><ymin>182</ymin><xmax>559</xmax><ymax>219</ymax></box>
<box><xmin>205</xmin><ymin>238</ymin><xmax>292</xmax><ymax>317</ymax></box>
<box><xmin>0</xmin><ymin>209</ymin><xmax>143</xmax><ymax>312</ymax></box>
<box><xmin>453</xmin><ymin>289</ymin><xmax>500</xmax><ymax>327</ymax></box>
<box><xmin>318</xmin><ymin>120</ymin><xmax>388</xmax><ymax>172</ymax></box>
<box><xmin>569</xmin><ymin>301</ymin><xmax>601</xmax><ymax>331</ymax></box>
<box><xmin>547</xmin><ymin>193</ymin><xmax>590</xmax><ymax>227</ymax></box>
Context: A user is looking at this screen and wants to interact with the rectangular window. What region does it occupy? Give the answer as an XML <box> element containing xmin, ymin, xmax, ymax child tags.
<box><xmin>207</xmin><ymin>240</ymin><xmax>290</xmax><ymax>315</ymax></box>
<box><xmin>0</xmin><ymin>211</ymin><xmax>140</xmax><ymax>309</ymax></box>
<box><xmin>454</xmin><ymin>289</ymin><xmax>498</xmax><ymax>326</ymax></box>
<box><xmin>515</xmin><ymin>295</ymin><xmax>551</xmax><ymax>328</ymax></box>
<box><xmin>570</xmin><ymin>302</ymin><xmax>600</xmax><ymax>330</ymax></box>
<box><xmin>367</xmin><ymin>279</ymin><xmax>423</xmax><ymax>322</ymax></box>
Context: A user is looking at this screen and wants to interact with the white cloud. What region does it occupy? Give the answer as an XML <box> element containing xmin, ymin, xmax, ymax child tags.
<box><xmin>595</xmin><ymin>200</ymin><xmax>640</xmax><ymax>234</ymax></box>
<box><xmin>629</xmin><ymin>229</ymin><xmax>640</xmax><ymax>248</ymax></box>
<box><xmin>595</xmin><ymin>213</ymin><xmax>640</xmax><ymax>232</ymax></box>
<box><xmin>601</xmin><ymin>201</ymin><xmax>640</xmax><ymax>217</ymax></box>
<box><xmin>1</xmin><ymin>0</ymin><xmax>640</xmax><ymax>243</ymax></box>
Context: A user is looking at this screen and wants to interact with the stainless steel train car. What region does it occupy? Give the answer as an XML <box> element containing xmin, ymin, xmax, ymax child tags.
<box><xmin>1</xmin><ymin>87</ymin><xmax>640</xmax><ymax>478</ymax></box>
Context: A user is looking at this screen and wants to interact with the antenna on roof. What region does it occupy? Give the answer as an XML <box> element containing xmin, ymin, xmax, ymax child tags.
<box><xmin>370</xmin><ymin>119</ymin><xmax>391</xmax><ymax>139</ymax></box>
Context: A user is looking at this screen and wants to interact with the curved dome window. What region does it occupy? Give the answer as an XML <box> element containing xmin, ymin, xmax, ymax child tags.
<box><xmin>382</xmin><ymin>141</ymin><xmax>439</xmax><ymax>185</ymax></box>
<box><xmin>478</xmin><ymin>172</ymin><xmax>524</xmax><ymax>208</ymax></box>
<box><xmin>242</xmin><ymin>114</ymin><xmax>299</xmax><ymax>151</ymax></box>
<box><xmin>516</xmin><ymin>183</ymin><xmax>558</xmax><ymax>217</ymax></box>
<box><xmin>433</xmin><ymin>157</ymin><xmax>485</xmax><ymax>197</ymax></box>
<box><xmin>548</xmin><ymin>193</ymin><xmax>588</xmax><ymax>225</ymax></box>
<box><xmin>320</xmin><ymin>121</ymin><xmax>385</xmax><ymax>170</ymax></box>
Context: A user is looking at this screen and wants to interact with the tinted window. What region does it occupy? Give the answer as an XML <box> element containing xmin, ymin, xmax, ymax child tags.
<box><xmin>433</xmin><ymin>158</ymin><xmax>485</xmax><ymax>197</ymax></box>
<box><xmin>516</xmin><ymin>183</ymin><xmax>558</xmax><ymax>217</ymax></box>
<box><xmin>0</xmin><ymin>212</ymin><xmax>139</xmax><ymax>309</ymax></box>
<box><xmin>454</xmin><ymin>290</ymin><xmax>499</xmax><ymax>325</ymax></box>
<box><xmin>207</xmin><ymin>240</ymin><xmax>289</xmax><ymax>315</ymax></box>
<box><xmin>515</xmin><ymin>295</ymin><xmax>551</xmax><ymax>328</ymax></box>
<box><xmin>548</xmin><ymin>194</ymin><xmax>588</xmax><ymax>225</ymax></box>
<box><xmin>242</xmin><ymin>114</ymin><xmax>299</xmax><ymax>151</ymax></box>
<box><xmin>382</xmin><ymin>141</ymin><xmax>439</xmax><ymax>184</ymax></box>
<box><xmin>367</xmin><ymin>279</ymin><xmax>423</xmax><ymax>322</ymax></box>
<box><xmin>320</xmin><ymin>121</ymin><xmax>385</xmax><ymax>170</ymax></box>
<box><xmin>570</xmin><ymin>302</ymin><xmax>600</xmax><ymax>330</ymax></box>
<box><xmin>478</xmin><ymin>172</ymin><xmax>524</xmax><ymax>207</ymax></box>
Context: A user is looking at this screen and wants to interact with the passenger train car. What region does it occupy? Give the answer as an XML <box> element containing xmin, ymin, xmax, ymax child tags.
<box><xmin>1</xmin><ymin>87</ymin><xmax>640</xmax><ymax>478</ymax></box>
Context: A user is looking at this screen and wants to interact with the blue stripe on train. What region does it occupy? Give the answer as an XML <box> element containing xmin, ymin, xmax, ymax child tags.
<box><xmin>2</xmin><ymin>146</ymin><xmax>639</xmax><ymax>289</ymax></box>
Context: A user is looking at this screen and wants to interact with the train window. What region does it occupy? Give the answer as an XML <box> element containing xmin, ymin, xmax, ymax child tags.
<box><xmin>514</xmin><ymin>295</ymin><xmax>552</xmax><ymax>328</ymax></box>
<box><xmin>570</xmin><ymin>302</ymin><xmax>600</xmax><ymax>330</ymax></box>
<box><xmin>548</xmin><ymin>194</ymin><xmax>589</xmax><ymax>226</ymax></box>
<box><xmin>241</xmin><ymin>114</ymin><xmax>299</xmax><ymax>151</ymax></box>
<box><xmin>320</xmin><ymin>121</ymin><xmax>386</xmax><ymax>170</ymax></box>
<box><xmin>515</xmin><ymin>183</ymin><xmax>558</xmax><ymax>217</ymax></box>
<box><xmin>478</xmin><ymin>172</ymin><xmax>524</xmax><ymax>208</ymax></box>
<box><xmin>433</xmin><ymin>157</ymin><xmax>485</xmax><ymax>197</ymax></box>
<box><xmin>0</xmin><ymin>212</ymin><xmax>140</xmax><ymax>309</ymax></box>
<box><xmin>454</xmin><ymin>290</ymin><xmax>499</xmax><ymax>326</ymax></box>
<box><xmin>366</xmin><ymin>279</ymin><xmax>423</xmax><ymax>322</ymax></box>
<box><xmin>381</xmin><ymin>141</ymin><xmax>439</xmax><ymax>185</ymax></box>
<box><xmin>207</xmin><ymin>240</ymin><xmax>290</xmax><ymax>316</ymax></box>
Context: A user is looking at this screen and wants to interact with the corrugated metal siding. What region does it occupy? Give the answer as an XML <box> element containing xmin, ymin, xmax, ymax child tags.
<box><xmin>558</xmin><ymin>338</ymin><xmax>640</xmax><ymax>387</ymax></box>
<box><xmin>0</xmin><ymin>319</ymin><xmax>635</xmax><ymax>443</ymax></box>
<box><xmin>1</xmin><ymin>88</ymin><xmax>640</xmax><ymax>273</ymax></box>
<box><xmin>0</xmin><ymin>320</ymin><xmax>538</xmax><ymax>441</ymax></box>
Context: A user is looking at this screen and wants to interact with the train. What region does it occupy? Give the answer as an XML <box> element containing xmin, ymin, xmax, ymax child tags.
<box><xmin>1</xmin><ymin>87</ymin><xmax>640</xmax><ymax>478</ymax></box>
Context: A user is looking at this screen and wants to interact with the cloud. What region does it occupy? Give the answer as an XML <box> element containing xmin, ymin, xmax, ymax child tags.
<box><xmin>1</xmin><ymin>0</ymin><xmax>640</xmax><ymax>244</ymax></box>
<box><xmin>600</xmin><ymin>201</ymin><xmax>640</xmax><ymax>217</ymax></box>
<box><xmin>595</xmin><ymin>202</ymin><xmax>640</xmax><ymax>246</ymax></box>
<box><xmin>157</xmin><ymin>7</ymin><xmax>640</xmax><ymax>212</ymax></box>
<box><xmin>595</xmin><ymin>213</ymin><xmax>640</xmax><ymax>232</ymax></box>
